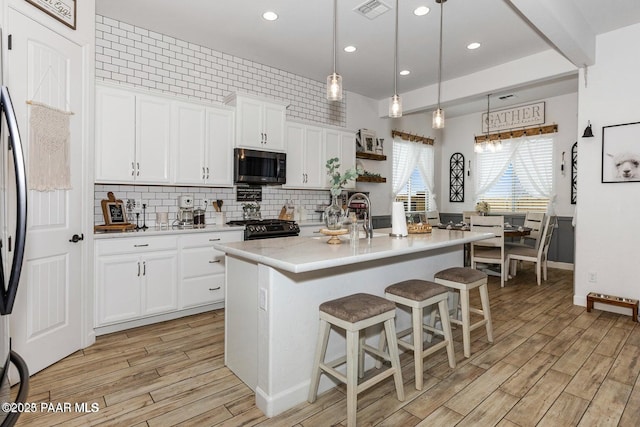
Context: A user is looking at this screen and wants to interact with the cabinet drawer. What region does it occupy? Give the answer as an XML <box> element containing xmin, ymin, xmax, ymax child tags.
<box><xmin>181</xmin><ymin>247</ymin><xmax>225</xmax><ymax>278</ymax></box>
<box><xmin>181</xmin><ymin>275</ymin><xmax>225</xmax><ymax>309</ymax></box>
<box><xmin>97</xmin><ymin>236</ymin><xmax>178</xmax><ymax>256</ymax></box>
<box><xmin>180</xmin><ymin>230</ymin><xmax>243</xmax><ymax>249</ymax></box>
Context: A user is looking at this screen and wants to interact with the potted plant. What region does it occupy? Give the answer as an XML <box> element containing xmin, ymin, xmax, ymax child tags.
<box><xmin>324</xmin><ymin>158</ymin><xmax>361</xmax><ymax>230</ymax></box>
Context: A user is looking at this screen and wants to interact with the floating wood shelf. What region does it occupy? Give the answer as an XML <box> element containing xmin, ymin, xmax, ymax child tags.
<box><xmin>356</xmin><ymin>152</ymin><xmax>387</xmax><ymax>161</ymax></box>
<box><xmin>356</xmin><ymin>176</ymin><xmax>386</xmax><ymax>183</ymax></box>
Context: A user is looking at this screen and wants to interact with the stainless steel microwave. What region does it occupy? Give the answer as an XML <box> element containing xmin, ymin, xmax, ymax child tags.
<box><xmin>234</xmin><ymin>148</ymin><xmax>286</xmax><ymax>185</ymax></box>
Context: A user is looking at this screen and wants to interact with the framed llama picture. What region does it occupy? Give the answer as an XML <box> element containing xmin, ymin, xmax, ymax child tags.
<box><xmin>602</xmin><ymin>121</ymin><xmax>640</xmax><ymax>183</ymax></box>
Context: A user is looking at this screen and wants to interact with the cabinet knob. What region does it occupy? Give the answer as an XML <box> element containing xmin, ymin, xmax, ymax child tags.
<box><xmin>209</xmin><ymin>286</ymin><xmax>221</xmax><ymax>291</ymax></box>
<box><xmin>209</xmin><ymin>259</ymin><xmax>221</xmax><ymax>264</ymax></box>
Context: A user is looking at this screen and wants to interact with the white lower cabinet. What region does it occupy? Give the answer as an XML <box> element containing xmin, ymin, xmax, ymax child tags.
<box><xmin>95</xmin><ymin>230</ymin><xmax>243</xmax><ymax>329</ymax></box>
<box><xmin>96</xmin><ymin>236</ymin><xmax>178</xmax><ymax>326</ymax></box>
<box><xmin>179</xmin><ymin>231</ymin><xmax>242</xmax><ymax>309</ymax></box>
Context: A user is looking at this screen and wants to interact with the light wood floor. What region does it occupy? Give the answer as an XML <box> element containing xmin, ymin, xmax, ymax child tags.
<box><xmin>13</xmin><ymin>265</ymin><xmax>640</xmax><ymax>426</ymax></box>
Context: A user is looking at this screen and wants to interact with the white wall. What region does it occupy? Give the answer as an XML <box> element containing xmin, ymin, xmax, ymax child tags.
<box><xmin>347</xmin><ymin>92</ymin><xmax>394</xmax><ymax>215</ymax></box>
<box><xmin>575</xmin><ymin>23</ymin><xmax>640</xmax><ymax>305</ymax></box>
<box><xmin>440</xmin><ymin>92</ymin><xmax>578</xmax><ymax>216</ymax></box>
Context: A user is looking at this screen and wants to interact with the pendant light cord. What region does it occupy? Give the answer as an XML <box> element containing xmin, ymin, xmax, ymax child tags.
<box><xmin>437</xmin><ymin>0</ymin><xmax>444</xmax><ymax>108</ymax></box>
<box><xmin>332</xmin><ymin>0</ymin><xmax>337</xmax><ymax>74</ymax></box>
<box><xmin>394</xmin><ymin>0</ymin><xmax>399</xmax><ymax>95</ymax></box>
<box><xmin>486</xmin><ymin>94</ymin><xmax>491</xmax><ymax>139</ymax></box>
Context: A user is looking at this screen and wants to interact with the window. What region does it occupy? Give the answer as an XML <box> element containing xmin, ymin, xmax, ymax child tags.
<box><xmin>392</xmin><ymin>140</ymin><xmax>434</xmax><ymax>213</ymax></box>
<box><xmin>394</xmin><ymin>168</ymin><xmax>429</xmax><ymax>212</ymax></box>
<box><xmin>476</xmin><ymin>136</ymin><xmax>553</xmax><ymax>212</ymax></box>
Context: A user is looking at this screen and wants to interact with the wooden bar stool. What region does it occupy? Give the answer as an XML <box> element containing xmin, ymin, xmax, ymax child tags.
<box><xmin>434</xmin><ymin>267</ymin><xmax>493</xmax><ymax>358</ymax></box>
<box><xmin>308</xmin><ymin>293</ymin><xmax>405</xmax><ymax>427</ymax></box>
<box><xmin>382</xmin><ymin>280</ymin><xmax>456</xmax><ymax>390</ymax></box>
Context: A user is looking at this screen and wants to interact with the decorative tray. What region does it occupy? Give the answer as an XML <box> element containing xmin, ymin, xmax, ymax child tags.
<box><xmin>407</xmin><ymin>223</ymin><xmax>432</xmax><ymax>234</ymax></box>
<box><xmin>319</xmin><ymin>228</ymin><xmax>349</xmax><ymax>244</ymax></box>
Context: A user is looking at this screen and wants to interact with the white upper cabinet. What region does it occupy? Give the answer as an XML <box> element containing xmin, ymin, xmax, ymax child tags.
<box><xmin>95</xmin><ymin>84</ymin><xmax>171</xmax><ymax>184</ymax></box>
<box><xmin>135</xmin><ymin>94</ymin><xmax>172</xmax><ymax>183</ymax></box>
<box><xmin>324</xmin><ymin>129</ymin><xmax>357</xmax><ymax>190</ymax></box>
<box><xmin>225</xmin><ymin>93</ymin><xmax>287</xmax><ymax>151</ymax></box>
<box><xmin>172</xmin><ymin>101</ymin><xmax>234</xmax><ymax>186</ymax></box>
<box><xmin>95</xmin><ymin>86</ymin><xmax>136</xmax><ymax>182</ymax></box>
<box><xmin>285</xmin><ymin>122</ymin><xmax>324</xmax><ymax>189</ymax></box>
<box><xmin>205</xmin><ymin>107</ymin><xmax>234</xmax><ymax>186</ymax></box>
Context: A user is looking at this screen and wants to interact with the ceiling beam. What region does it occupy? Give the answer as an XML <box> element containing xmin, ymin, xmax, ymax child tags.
<box><xmin>506</xmin><ymin>0</ymin><xmax>596</xmax><ymax>68</ymax></box>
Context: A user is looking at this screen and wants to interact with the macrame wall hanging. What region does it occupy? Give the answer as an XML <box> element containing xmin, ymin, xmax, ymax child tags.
<box><xmin>27</xmin><ymin>101</ymin><xmax>74</xmax><ymax>191</ymax></box>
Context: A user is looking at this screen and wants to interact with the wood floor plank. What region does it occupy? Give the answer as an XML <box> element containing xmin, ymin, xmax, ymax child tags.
<box><xmin>577</xmin><ymin>378</ymin><xmax>632</xmax><ymax>427</ymax></box>
<box><xmin>564</xmin><ymin>353</ymin><xmax>615</xmax><ymax>401</ymax></box>
<box><xmin>457</xmin><ymin>388</ymin><xmax>519</xmax><ymax>426</ymax></box>
<box><xmin>607</xmin><ymin>344</ymin><xmax>640</xmax><ymax>386</ymax></box>
<box><xmin>414</xmin><ymin>406</ymin><xmax>463</xmax><ymax>426</ymax></box>
<box><xmin>618</xmin><ymin>375</ymin><xmax>640</xmax><ymax>427</ymax></box>
<box><xmin>501</xmin><ymin>332</ymin><xmax>552</xmax><ymax>367</ymax></box>
<box><xmin>593</xmin><ymin>326</ymin><xmax>631</xmax><ymax>357</ymax></box>
<box><xmin>537</xmin><ymin>392</ymin><xmax>589</xmax><ymax>427</ymax></box>
<box><xmin>504</xmin><ymin>369</ymin><xmax>572</xmax><ymax>426</ymax></box>
<box><xmin>445</xmin><ymin>361</ymin><xmax>518</xmax><ymax>416</ymax></box>
<box><xmin>499</xmin><ymin>351</ymin><xmax>558</xmax><ymax>398</ymax></box>
<box><xmin>551</xmin><ymin>337</ymin><xmax>599</xmax><ymax>376</ymax></box>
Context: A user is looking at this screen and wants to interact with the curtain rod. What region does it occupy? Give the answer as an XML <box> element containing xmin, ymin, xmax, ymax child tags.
<box><xmin>474</xmin><ymin>124</ymin><xmax>558</xmax><ymax>143</ymax></box>
<box><xmin>391</xmin><ymin>130</ymin><xmax>434</xmax><ymax>145</ymax></box>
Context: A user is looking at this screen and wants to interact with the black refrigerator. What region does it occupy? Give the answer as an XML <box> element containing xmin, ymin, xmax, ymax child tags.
<box><xmin>0</xmin><ymin>83</ymin><xmax>29</xmax><ymax>425</ymax></box>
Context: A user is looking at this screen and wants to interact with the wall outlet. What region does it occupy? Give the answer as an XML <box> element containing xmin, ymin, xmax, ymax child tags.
<box><xmin>588</xmin><ymin>272</ymin><xmax>597</xmax><ymax>283</ymax></box>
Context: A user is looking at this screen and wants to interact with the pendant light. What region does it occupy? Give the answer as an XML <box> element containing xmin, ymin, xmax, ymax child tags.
<box><xmin>432</xmin><ymin>0</ymin><xmax>446</xmax><ymax>129</ymax></box>
<box><xmin>327</xmin><ymin>0</ymin><xmax>343</xmax><ymax>101</ymax></box>
<box><xmin>389</xmin><ymin>0</ymin><xmax>402</xmax><ymax>117</ymax></box>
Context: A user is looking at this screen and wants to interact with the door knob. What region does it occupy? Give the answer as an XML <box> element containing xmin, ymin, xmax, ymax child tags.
<box><xmin>69</xmin><ymin>234</ymin><xmax>84</xmax><ymax>243</ymax></box>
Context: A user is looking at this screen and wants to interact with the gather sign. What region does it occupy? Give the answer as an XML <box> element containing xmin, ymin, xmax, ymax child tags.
<box><xmin>482</xmin><ymin>101</ymin><xmax>545</xmax><ymax>133</ymax></box>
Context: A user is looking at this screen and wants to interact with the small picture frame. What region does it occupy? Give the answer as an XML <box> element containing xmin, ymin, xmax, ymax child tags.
<box><xmin>358</xmin><ymin>129</ymin><xmax>376</xmax><ymax>154</ymax></box>
<box><xmin>25</xmin><ymin>0</ymin><xmax>76</xmax><ymax>30</ymax></box>
<box><xmin>375</xmin><ymin>138</ymin><xmax>384</xmax><ymax>154</ymax></box>
<box><xmin>101</xmin><ymin>192</ymin><xmax>127</xmax><ymax>225</ymax></box>
<box><xmin>602</xmin><ymin>121</ymin><xmax>640</xmax><ymax>183</ymax></box>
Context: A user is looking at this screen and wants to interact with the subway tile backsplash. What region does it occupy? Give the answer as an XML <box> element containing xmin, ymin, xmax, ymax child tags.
<box><xmin>94</xmin><ymin>184</ymin><xmax>329</xmax><ymax>227</ymax></box>
<box><xmin>95</xmin><ymin>15</ymin><xmax>346</xmax><ymax>127</ymax></box>
<box><xmin>95</xmin><ymin>15</ymin><xmax>345</xmax><ymax>227</ymax></box>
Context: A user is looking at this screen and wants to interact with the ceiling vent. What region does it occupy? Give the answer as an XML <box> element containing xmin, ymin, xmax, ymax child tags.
<box><xmin>354</xmin><ymin>0</ymin><xmax>391</xmax><ymax>20</ymax></box>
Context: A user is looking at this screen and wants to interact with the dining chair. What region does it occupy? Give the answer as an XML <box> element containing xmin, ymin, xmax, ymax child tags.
<box><xmin>470</xmin><ymin>215</ymin><xmax>507</xmax><ymax>287</ymax></box>
<box><xmin>425</xmin><ymin>210</ymin><xmax>441</xmax><ymax>225</ymax></box>
<box><xmin>507</xmin><ymin>211</ymin><xmax>545</xmax><ymax>249</ymax></box>
<box><xmin>462</xmin><ymin>210</ymin><xmax>478</xmax><ymax>225</ymax></box>
<box><xmin>507</xmin><ymin>215</ymin><xmax>556</xmax><ymax>285</ymax></box>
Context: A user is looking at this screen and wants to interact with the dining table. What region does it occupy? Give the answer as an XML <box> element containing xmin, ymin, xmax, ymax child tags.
<box><xmin>435</xmin><ymin>223</ymin><xmax>532</xmax><ymax>238</ymax></box>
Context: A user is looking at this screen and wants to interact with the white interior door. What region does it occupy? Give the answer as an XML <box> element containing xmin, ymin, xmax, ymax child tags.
<box><xmin>6</xmin><ymin>9</ymin><xmax>84</xmax><ymax>374</ymax></box>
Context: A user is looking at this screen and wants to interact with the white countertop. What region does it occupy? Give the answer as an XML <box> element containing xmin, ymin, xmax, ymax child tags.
<box><xmin>213</xmin><ymin>228</ymin><xmax>493</xmax><ymax>273</ymax></box>
<box><xmin>93</xmin><ymin>224</ymin><xmax>244</xmax><ymax>239</ymax></box>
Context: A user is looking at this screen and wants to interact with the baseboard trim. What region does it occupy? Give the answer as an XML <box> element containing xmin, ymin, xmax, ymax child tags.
<box><xmin>94</xmin><ymin>302</ymin><xmax>224</xmax><ymax>335</ymax></box>
<box><xmin>548</xmin><ymin>261</ymin><xmax>573</xmax><ymax>271</ymax></box>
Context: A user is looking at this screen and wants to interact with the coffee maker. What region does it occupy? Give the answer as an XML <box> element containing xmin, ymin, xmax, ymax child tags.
<box><xmin>177</xmin><ymin>195</ymin><xmax>194</xmax><ymax>228</ymax></box>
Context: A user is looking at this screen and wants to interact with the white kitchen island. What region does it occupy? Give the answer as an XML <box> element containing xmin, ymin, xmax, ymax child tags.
<box><xmin>213</xmin><ymin>228</ymin><xmax>493</xmax><ymax>417</ymax></box>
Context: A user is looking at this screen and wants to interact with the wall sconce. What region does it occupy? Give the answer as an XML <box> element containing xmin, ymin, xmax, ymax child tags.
<box><xmin>582</xmin><ymin>121</ymin><xmax>594</xmax><ymax>138</ymax></box>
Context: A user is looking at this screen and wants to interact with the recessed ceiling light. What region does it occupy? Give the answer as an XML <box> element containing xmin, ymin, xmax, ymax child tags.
<box><xmin>414</xmin><ymin>6</ymin><xmax>430</xmax><ymax>16</ymax></box>
<box><xmin>344</xmin><ymin>45</ymin><xmax>357</xmax><ymax>53</ymax></box>
<box><xmin>400</xmin><ymin>70</ymin><xmax>410</xmax><ymax>76</ymax></box>
<box><xmin>467</xmin><ymin>42</ymin><xmax>481</xmax><ymax>50</ymax></box>
<box><xmin>262</xmin><ymin>11</ymin><xmax>278</xmax><ymax>21</ymax></box>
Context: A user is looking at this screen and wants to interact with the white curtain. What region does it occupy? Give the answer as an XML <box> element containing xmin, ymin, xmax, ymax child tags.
<box><xmin>475</xmin><ymin>135</ymin><xmax>555</xmax><ymax>212</ymax></box>
<box><xmin>512</xmin><ymin>135</ymin><xmax>556</xmax><ymax>214</ymax></box>
<box><xmin>392</xmin><ymin>139</ymin><xmax>437</xmax><ymax>211</ymax></box>
<box><xmin>474</xmin><ymin>138</ymin><xmax>522</xmax><ymax>197</ymax></box>
<box><xmin>415</xmin><ymin>144</ymin><xmax>437</xmax><ymax>211</ymax></box>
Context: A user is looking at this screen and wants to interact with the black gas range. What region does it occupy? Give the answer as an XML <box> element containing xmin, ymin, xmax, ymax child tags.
<box><xmin>227</xmin><ymin>219</ymin><xmax>300</xmax><ymax>240</ymax></box>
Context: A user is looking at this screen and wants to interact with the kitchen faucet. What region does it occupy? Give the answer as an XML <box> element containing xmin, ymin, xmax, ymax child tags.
<box><xmin>347</xmin><ymin>192</ymin><xmax>373</xmax><ymax>239</ymax></box>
